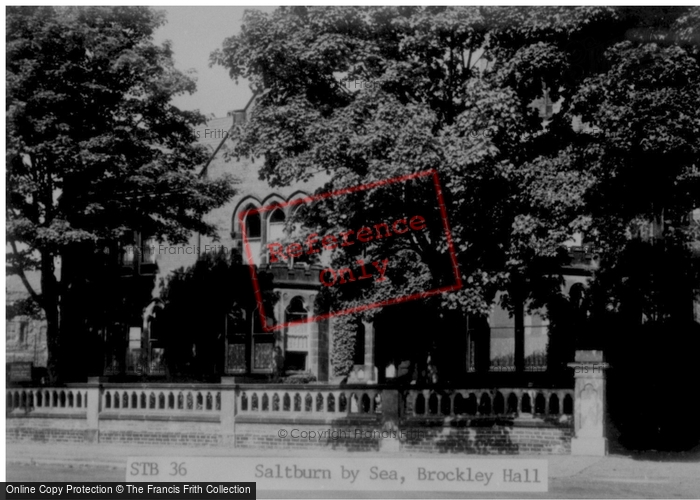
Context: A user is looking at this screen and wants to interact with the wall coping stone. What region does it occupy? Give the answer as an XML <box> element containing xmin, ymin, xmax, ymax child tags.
<box><xmin>98</xmin><ymin>383</ymin><xmax>225</xmax><ymax>390</ymax></box>
<box><xmin>401</xmin><ymin>416</ymin><xmax>573</xmax><ymax>429</ymax></box>
<box><xmin>237</xmin><ymin>383</ymin><xmax>388</xmax><ymax>391</ymax></box>
<box><xmin>99</xmin><ymin>413</ymin><xmax>220</xmax><ymax>423</ymax></box>
<box><xmin>49</xmin><ymin>382</ymin><xmax>577</xmax><ymax>391</ymax></box>
<box><xmin>7</xmin><ymin>412</ymin><xmax>86</xmax><ymax>420</ymax></box>
<box><xmin>236</xmin><ymin>414</ymin><xmax>381</xmax><ymax>426</ymax></box>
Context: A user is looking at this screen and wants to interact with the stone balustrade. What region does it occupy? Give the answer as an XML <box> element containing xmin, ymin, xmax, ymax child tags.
<box><xmin>99</xmin><ymin>384</ymin><xmax>221</xmax><ymax>415</ymax></box>
<box><xmin>237</xmin><ymin>385</ymin><xmax>382</xmax><ymax>417</ymax></box>
<box><xmin>6</xmin><ymin>387</ymin><xmax>88</xmax><ymax>414</ymax></box>
<box><xmin>5</xmin><ymin>384</ymin><xmax>575</xmax><ymax>422</ymax></box>
<box><xmin>7</xmin><ymin>351</ymin><xmax>605</xmax><ymax>455</ymax></box>
<box><xmin>405</xmin><ymin>388</ymin><xmax>574</xmax><ymax>419</ymax></box>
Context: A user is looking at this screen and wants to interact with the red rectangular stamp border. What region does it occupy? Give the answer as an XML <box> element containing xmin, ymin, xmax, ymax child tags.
<box><xmin>239</xmin><ymin>169</ymin><xmax>462</xmax><ymax>332</ymax></box>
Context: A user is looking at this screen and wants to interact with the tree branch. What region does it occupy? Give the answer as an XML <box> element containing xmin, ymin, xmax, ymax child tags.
<box><xmin>8</xmin><ymin>238</ymin><xmax>43</xmax><ymax>308</ymax></box>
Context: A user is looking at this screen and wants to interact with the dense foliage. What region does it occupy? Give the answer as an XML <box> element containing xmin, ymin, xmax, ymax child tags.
<box><xmin>158</xmin><ymin>248</ymin><xmax>279</xmax><ymax>379</ymax></box>
<box><xmin>329</xmin><ymin>314</ymin><xmax>361</xmax><ymax>379</ymax></box>
<box><xmin>6</xmin><ymin>6</ymin><xmax>236</xmax><ymax>381</ymax></box>
<box><xmin>213</xmin><ymin>6</ymin><xmax>700</xmax><ymax>434</ymax></box>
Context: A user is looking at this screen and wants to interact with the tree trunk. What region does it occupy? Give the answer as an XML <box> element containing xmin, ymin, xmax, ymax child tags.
<box><xmin>59</xmin><ymin>246</ymin><xmax>92</xmax><ymax>382</ymax></box>
<box><xmin>510</xmin><ymin>275</ymin><xmax>526</xmax><ymax>374</ymax></box>
<box><xmin>514</xmin><ymin>290</ymin><xmax>525</xmax><ymax>373</ymax></box>
<box><xmin>41</xmin><ymin>251</ymin><xmax>61</xmax><ymax>385</ymax></box>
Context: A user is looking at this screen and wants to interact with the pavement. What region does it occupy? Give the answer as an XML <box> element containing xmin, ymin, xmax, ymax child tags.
<box><xmin>6</xmin><ymin>441</ymin><xmax>700</xmax><ymax>482</ymax></box>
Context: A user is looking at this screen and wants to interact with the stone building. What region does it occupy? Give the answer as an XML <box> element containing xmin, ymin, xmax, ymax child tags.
<box><xmin>131</xmin><ymin>98</ymin><xmax>336</xmax><ymax>381</ymax></box>
<box><xmin>5</xmin><ymin>317</ymin><xmax>47</xmax><ymax>374</ymax></box>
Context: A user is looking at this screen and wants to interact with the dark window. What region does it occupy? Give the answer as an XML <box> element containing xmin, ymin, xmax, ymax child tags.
<box><xmin>285</xmin><ymin>352</ymin><xmax>307</xmax><ymax>371</ymax></box>
<box><xmin>252</xmin><ymin>336</ymin><xmax>274</xmax><ymax>372</ymax></box>
<box><xmin>269</xmin><ymin>208</ymin><xmax>285</xmax><ymax>224</ymax></box>
<box><xmin>18</xmin><ymin>321</ymin><xmax>28</xmax><ymax>346</ymax></box>
<box><xmin>285</xmin><ymin>296</ymin><xmax>307</xmax><ymax>324</ymax></box>
<box><xmin>141</xmin><ymin>237</ymin><xmax>157</xmax><ymax>264</ymax></box>
<box><xmin>243</xmin><ymin>207</ymin><xmax>261</xmax><ymax>239</ymax></box>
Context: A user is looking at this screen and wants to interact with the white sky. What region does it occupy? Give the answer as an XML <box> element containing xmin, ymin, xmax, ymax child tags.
<box><xmin>153</xmin><ymin>6</ymin><xmax>277</xmax><ymax>118</ymax></box>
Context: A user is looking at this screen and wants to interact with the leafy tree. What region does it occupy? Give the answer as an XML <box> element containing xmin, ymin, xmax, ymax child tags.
<box><xmin>213</xmin><ymin>5</ymin><xmax>699</xmax><ymax>374</ymax></box>
<box><xmin>481</xmin><ymin>6</ymin><xmax>700</xmax><ymax>448</ymax></box>
<box><xmin>158</xmin><ymin>248</ymin><xmax>279</xmax><ymax>380</ymax></box>
<box><xmin>214</xmin><ymin>8</ymin><xmax>700</xmax><ymax>449</ymax></box>
<box><xmin>568</xmin><ymin>39</ymin><xmax>700</xmax><ymax>320</ymax></box>
<box><xmin>210</xmin><ymin>6</ymin><xmax>614</xmax><ymax>377</ymax></box>
<box><xmin>565</xmin><ymin>15</ymin><xmax>700</xmax><ymax>451</ymax></box>
<box><xmin>6</xmin><ymin>6</ymin><xmax>235</xmax><ymax>382</ymax></box>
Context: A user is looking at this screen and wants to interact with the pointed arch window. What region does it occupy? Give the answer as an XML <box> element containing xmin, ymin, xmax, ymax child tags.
<box><xmin>267</xmin><ymin>207</ymin><xmax>286</xmax><ymax>243</ymax></box>
<box><xmin>284</xmin><ymin>296</ymin><xmax>309</xmax><ymax>371</ymax></box>
<box><xmin>242</xmin><ymin>206</ymin><xmax>261</xmax><ymax>239</ymax></box>
<box><xmin>285</xmin><ymin>296</ymin><xmax>308</xmax><ymax>326</ymax></box>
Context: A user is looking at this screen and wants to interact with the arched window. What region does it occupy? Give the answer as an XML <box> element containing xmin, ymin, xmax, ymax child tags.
<box><xmin>267</xmin><ymin>208</ymin><xmax>286</xmax><ymax>243</ymax></box>
<box><xmin>284</xmin><ymin>296</ymin><xmax>309</xmax><ymax>371</ymax></box>
<box><xmin>242</xmin><ymin>207</ymin><xmax>261</xmax><ymax>239</ymax></box>
<box><xmin>569</xmin><ymin>283</ymin><xmax>587</xmax><ymax>310</ymax></box>
<box><xmin>237</xmin><ymin>203</ymin><xmax>263</xmax><ymax>265</ymax></box>
<box><xmin>285</xmin><ymin>296</ymin><xmax>308</xmax><ymax>324</ymax></box>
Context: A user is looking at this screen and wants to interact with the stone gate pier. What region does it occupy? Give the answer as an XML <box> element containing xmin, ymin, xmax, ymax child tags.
<box><xmin>568</xmin><ymin>350</ymin><xmax>609</xmax><ymax>456</ymax></box>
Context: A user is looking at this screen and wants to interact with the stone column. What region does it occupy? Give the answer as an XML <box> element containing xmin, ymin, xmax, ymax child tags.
<box><xmin>362</xmin><ymin>320</ymin><xmax>376</xmax><ymax>383</ymax></box>
<box><xmin>276</xmin><ymin>292</ymin><xmax>288</xmax><ymax>349</ymax></box>
<box><xmin>379</xmin><ymin>389</ymin><xmax>401</xmax><ymax>453</ymax></box>
<box><xmin>307</xmin><ymin>293</ymin><xmax>318</xmax><ymax>377</ymax></box>
<box><xmin>220</xmin><ymin>377</ymin><xmax>237</xmax><ymax>446</ymax></box>
<box><xmin>85</xmin><ymin>377</ymin><xmax>103</xmax><ymax>443</ymax></box>
<box><xmin>568</xmin><ymin>350</ymin><xmax>609</xmax><ymax>456</ymax></box>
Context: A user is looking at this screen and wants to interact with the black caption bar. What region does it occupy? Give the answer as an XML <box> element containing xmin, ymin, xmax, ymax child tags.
<box><xmin>3</xmin><ymin>483</ymin><xmax>256</xmax><ymax>499</ymax></box>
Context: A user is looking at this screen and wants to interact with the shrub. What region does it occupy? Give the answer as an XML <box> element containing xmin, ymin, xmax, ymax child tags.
<box><xmin>282</xmin><ymin>371</ymin><xmax>317</xmax><ymax>384</ymax></box>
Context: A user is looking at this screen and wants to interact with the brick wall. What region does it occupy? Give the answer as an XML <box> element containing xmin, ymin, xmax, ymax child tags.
<box><xmin>235</xmin><ymin>419</ymin><xmax>384</xmax><ymax>452</ymax></box>
<box><xmin>233</xmin><ymin>417</ymin><xmax>571</xmax><ymax>454</ymax></box>
<box><xmin>6</xmin><ymin>415</ymin><xmax>93</xmax><ymax>444</ymax></box>
<box><xmin>98</xmin><ymin>418</ymin><xmax>221</xmax><ymax>447</ymax></box>
<box><xmin>6</xmin><ymin>414</ymin><xmax>221</xmax><ymax>447</ymax></box>
<box><xmin>7</xmin><ymin>413</ymin><xmax>572</xmax><ymax>454</ymax></box>
<box><xmin>400</xmin><ymin>420</ymin><xmax>572</xmax><ymax>455</ymax></box>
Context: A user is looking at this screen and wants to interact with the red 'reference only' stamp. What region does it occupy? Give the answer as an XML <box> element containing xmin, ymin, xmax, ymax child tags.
<box><xmin>240</xmin><ymin>169</ymin><xmax>462</xmax><ymax>332</ymax></box>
